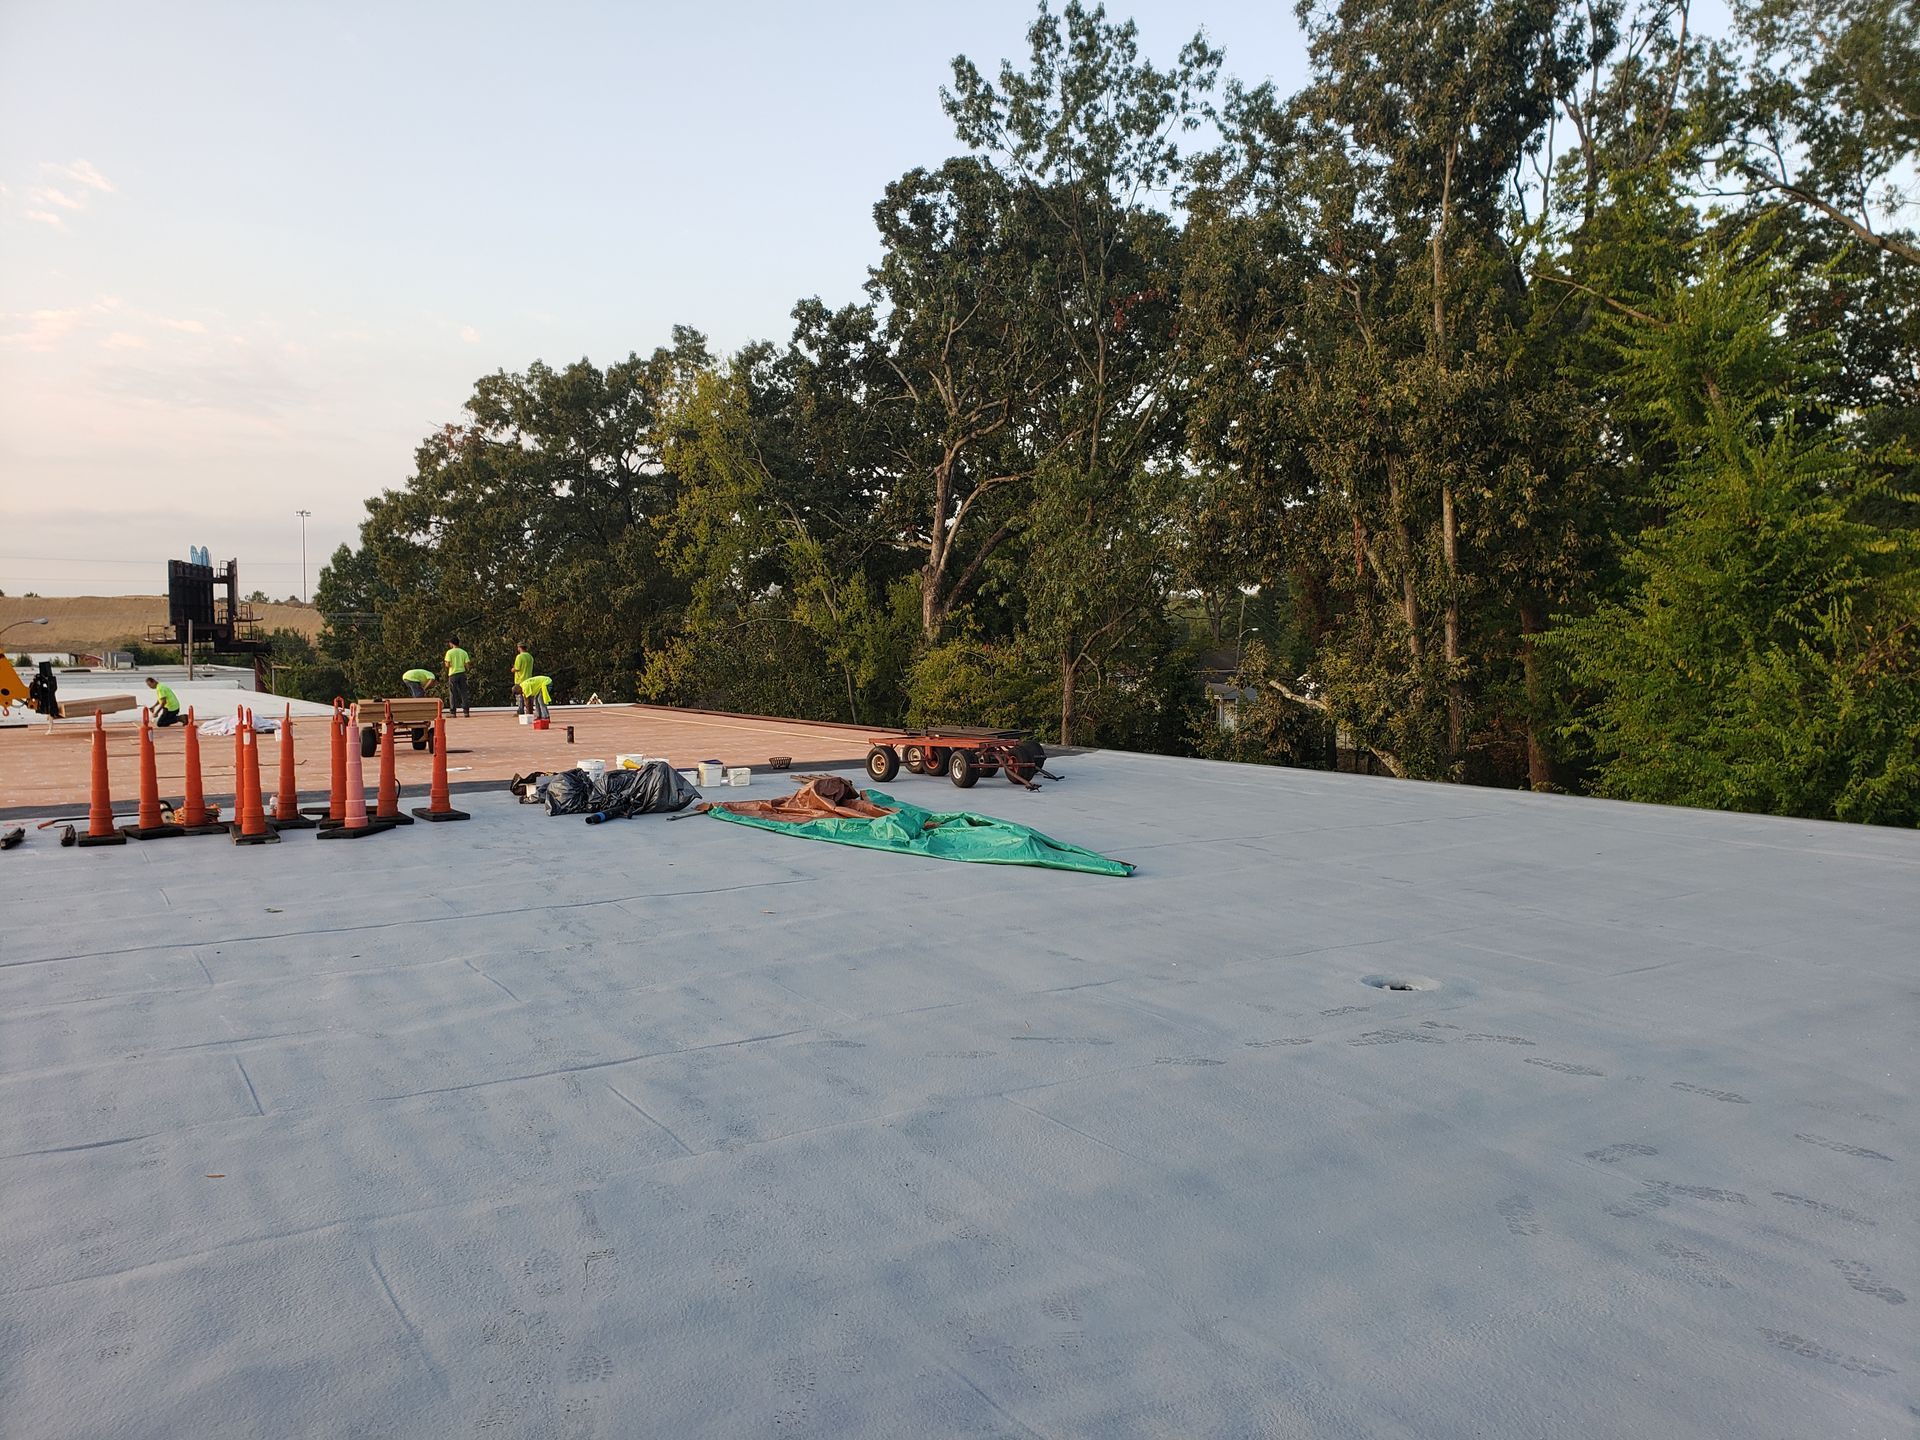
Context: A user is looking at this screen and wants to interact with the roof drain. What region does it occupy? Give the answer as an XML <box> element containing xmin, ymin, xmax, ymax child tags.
<box><xmin>1361</xmin><ymin>974</ymin><xmax>1440</xmax><ymax>992</ymax></box>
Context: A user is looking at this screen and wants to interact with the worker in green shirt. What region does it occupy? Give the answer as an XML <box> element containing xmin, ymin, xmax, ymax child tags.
<box><xmin>519</xmin><ymin>673</ymin><xmax>553</xmax><ymax>721</ymax></box>
<box><xmin>511</xmin><ymin>643</ymin><xmax>534</xmax><ymax>716</ymax></box>
<box><xmin>144</xmin><ymin>676</ymin><xmax>186</xmax><ymax>727</ymax></box>
<box><xmin>402</xmin><ymin>667</ymin><xmax>437</xmax><ymax>698</ymax></box>
<box><xmin>443</xmin><ymin>638</ymin><xmax>472</xmax><ymax>718</ymax></box>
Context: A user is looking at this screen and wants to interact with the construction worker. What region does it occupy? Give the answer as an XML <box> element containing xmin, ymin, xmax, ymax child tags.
<box><xmin>511</xmin><ymin>643</ymin><xmax>534</xmax><ymax>716</ymax></box>
<box><xmin>402</xmin><ymin>667</ymin><xmax>437</xmax><ymax>698</ymax></box>
<box><xmin>519</xmin><ymin>673</ymin><xmax>553</xmax><ymax>722</ymax></box>
<box><xmin>443</xmin><ymin>638</ymin><xmax>472</xmax><ymax>718</ymax></box>
<box><xmin>145</xmin><ymin>676</ymin><xmax>186</xmax><ymax>727</ymax></box>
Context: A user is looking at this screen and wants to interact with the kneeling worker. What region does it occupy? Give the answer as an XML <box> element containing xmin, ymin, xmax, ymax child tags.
<box><xmin>402</xmin><ymin>667</ymin><xmax>437</xmax><ymax>699</ymax></box>
<box><xmin>520</xmin><ymin>673</ymin><xmax>553</xmax><ymax>722</ymax></box>
<box><xmin>145</xmin><ymin>676</ymin><xmax>186</xmax><ymax>727</ymax></box>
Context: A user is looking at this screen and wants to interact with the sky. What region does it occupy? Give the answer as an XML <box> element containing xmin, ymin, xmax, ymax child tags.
<box><xmin>0</xmin><ymin>1</ymin><xmax>1311</xmax><ymax>599</ymax></box>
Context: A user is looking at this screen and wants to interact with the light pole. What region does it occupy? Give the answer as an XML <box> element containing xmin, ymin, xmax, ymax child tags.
<box><xmin>296</xmin><ymin>510</ymin><xmax>311</xmax><ymax>602</ymax></box>
<box><xmin>0</xmin><ymin>617</ymin><xmax>50</xmax><ymax>640</ymax></box>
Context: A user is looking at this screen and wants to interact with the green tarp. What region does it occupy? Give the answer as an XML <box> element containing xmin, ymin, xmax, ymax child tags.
<box><xmin>704</xmin><ymin>787</ymin><xmax>1134</xmax><ymax>877</ymax></box>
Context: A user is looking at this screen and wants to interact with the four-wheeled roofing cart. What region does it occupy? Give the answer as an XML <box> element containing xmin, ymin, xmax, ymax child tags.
<box><xmin>864</xmin><ymin>728</ymin><xmax>1050</xmax><ymax>789</ymax></box>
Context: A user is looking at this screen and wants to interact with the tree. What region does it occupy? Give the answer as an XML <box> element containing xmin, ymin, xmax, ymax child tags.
<box><xmin>1550</xmin><ymin>246</ymin><xmax>1920</xmax><ymax>823</ymax></box>
<box><xmin>317</xmin><ymin>334</ymin><xmax>710</xmax><ymax>703</ymax></box>
<box><xmin>945</xmin><ymin>0</ymin><xmax>1219</xmax><ymax>740</ymax></box>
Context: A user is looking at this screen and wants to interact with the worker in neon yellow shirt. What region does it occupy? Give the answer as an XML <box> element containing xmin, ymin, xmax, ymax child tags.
<box><xmin>145</xmin><ymin>676</ymin><xmax>186</xmax><ymax>727</ymax></box>
<box><xmin>519</xmin><ymin>673</ymin><xmax>553</xmax><ymax>721</ymax></box>
<box><xmin>511</xmin><ymin>643</ymin><xmax>534</xmax><ymax>716</ymax></box>
<box><xmin>443</xmin><ymin>638</ymin><xmax>472</xmax><ymax>718</ymax></box>
<box><xmin>401</xmin><ymin>667</ymin><xmax>436</xmax><ymax>698</ymax></box>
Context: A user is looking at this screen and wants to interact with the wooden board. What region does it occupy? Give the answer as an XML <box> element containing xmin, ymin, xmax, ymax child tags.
<box><xmin>53</xmin><ymin>694</ymin><xmax>139</xmax><ymax>718</ymax></box>
<box><xmin>352</xmin><ymin>697</ymin><xmax>442</xmax><ymax>728</ymax></box>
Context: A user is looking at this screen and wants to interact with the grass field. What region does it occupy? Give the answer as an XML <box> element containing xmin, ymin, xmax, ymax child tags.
<box><xmin>0</xmin><ymin>594</ymin><xmax>325</xmax><ymax>655</ymax></box>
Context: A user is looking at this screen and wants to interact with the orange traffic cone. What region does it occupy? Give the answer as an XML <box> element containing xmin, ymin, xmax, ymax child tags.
<box><xmin>411</xmin><ymin>708</ymin><xmax>469</xmax><ymax>821</ymax></box>
<box><xmin>175</xmin><ymin>709</ymin><xmax>226</xmax><ymax>834</ymax></box>
<box><xmin>121</xmin><ymin>712</ymin><xmax>179</xmax><ymax>840</ymax></box>
<box><xmin>374</xmin><ymin>700</ymin><xmax>413</xmax><ymax>824</ymax></box>
<box><xmin>76</xmin><ymin>712</ymin><xmax>126</xmax><ymax>847</ymax></box>
<box><xmin>318</xmin><ymin>714</ymin><xmax>391</xmax><ymax>838</ymax></box>
<box><xmin>232</xmin><ymin>715</ymin><xmax>279</xmax><ymax>844</ymax></box>
<box><xmin>272</xmin><ymin>704</ymin><xmax>316</xmax><ymax>829</ymax></box>
<box><xmin>320</xmin><ymin>701</ymin><xmax>348</xmax><ymax>828</ymax></box>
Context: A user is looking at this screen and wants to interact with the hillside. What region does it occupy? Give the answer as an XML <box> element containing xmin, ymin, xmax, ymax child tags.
<box><xmin>0</xmin><ymin>594</ymin><xmax>325</xmax><ymax>655</ymax></box>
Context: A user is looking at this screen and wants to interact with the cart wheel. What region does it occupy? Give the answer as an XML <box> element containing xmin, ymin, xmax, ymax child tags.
<box><xmin>410</xmin><ymin>728</ymin><xmax>428</xmax><ymax>751</ymax></box>
<box><xmin>865</xmin><ymin>745</ymin><xmax>899</xmax><ymax>782</ymax></box>
<box><xmin>976</xmin><ymin>762</ymin><xmax>1000</xmax><ymax>778</ymax></box>
<box><xmin>923</xmin><ymin>747</ymin><xmax>948</xmax><ymax>774</ymax></box>
<box><xmin>948</xmin><ymin>749</ymin><xmax>978</xmax><ymax>788</ymax></box>
<box><xmin>359</xmin><ymin>725</ymin><xmax>379</xmax><ymax>758</ymax></box>
<box><xmin>1006</xmin><ymin>762</ymin><xmax>1032</xmax><ymax>785</ymax></box>
<box><xmin>903</xmin><ymin>745</ymin><xmax>925</xmax><ymax>774</ymax></box>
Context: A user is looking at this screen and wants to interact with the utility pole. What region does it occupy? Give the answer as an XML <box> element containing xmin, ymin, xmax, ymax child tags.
<box><xmin>296</xmin><ymin>510</ymin><xmax>311</xmax><ymax>602</ymax></box>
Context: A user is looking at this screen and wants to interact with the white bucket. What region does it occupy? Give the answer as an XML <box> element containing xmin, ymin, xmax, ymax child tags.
<box><xmin>679</xmin><ymin>770</ymin><xmax>699</xmax><ymax>787</ymax></box>
<box><xmin>615</xmin><ymin>753</ymin><xmax>648</xmax><ymax>770</ymax></box>
<box><xmin>727</xmin><ymin>767</ymin><xmax>750</xmax><ymax>786</ymax></box>
<box><xmin>697</xmin><ymin>760</ymin><xmax>725</xmax><ymax>787</ymax></box>
<box><xmin>518</xmin><ymin>713</ymin><xmax>531</xmax><ymax>726</ymax></box>
<box><xmin>579</xmin><ymin>758</ymin><xmax>607</xmax><ymax>779</ymax></box>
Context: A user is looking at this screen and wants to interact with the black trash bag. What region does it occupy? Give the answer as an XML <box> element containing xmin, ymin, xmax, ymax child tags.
<box><xmin>593</xmin><ymin>761</ymin><xmax>701</xmax><ymax>819</ymax></box>
<box><xmin>531</xmin><ymin>761</ymin><xmax>702</xmax><ymax>819</ymax></box>
<box><xmin>536</xmin><ymin>769</ymin><xmax>597</xmax><ymax>815</ymax></box>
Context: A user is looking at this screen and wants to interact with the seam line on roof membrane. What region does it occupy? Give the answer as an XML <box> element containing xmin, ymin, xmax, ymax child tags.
<box><xmin>922</xmin><ymin>1353</ymin><xmax>1052</xmax><ymax>1440</ymax></box>
<box><xmin>0</xmin><ymin>877</ymin><xmax>816</xmax><ymax>970</ymax></box>
<box><xmin>601</xmin><ymin>1081</ymin><xmax>697</xmax><ymax>1156</ymax></box>
<box><xmin>1003</xmin><ymin>1094</ymin><xmax>1149</xmax><ymax>1164</ymax></box>
<box><xmin>368</xmin><ymin>1247</ymin><xmax>450</xmax><ymax>1397</ymax></box>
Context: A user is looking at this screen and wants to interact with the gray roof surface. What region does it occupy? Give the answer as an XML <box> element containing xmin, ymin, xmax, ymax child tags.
<box><xmin>1</xmin><ymin>752</ymin><xmax>1912</xmax><ymax>1438</ymax></box>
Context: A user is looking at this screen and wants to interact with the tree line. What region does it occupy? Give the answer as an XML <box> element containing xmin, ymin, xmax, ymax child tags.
<box><xmin>314</xmin><ymin>0</ymin><xmax>1919</xmax><ymax>825</ymax></box>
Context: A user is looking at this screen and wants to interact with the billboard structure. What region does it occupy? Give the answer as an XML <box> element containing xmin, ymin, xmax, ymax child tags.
<box><xmin>149</xmin><ymin>554</ymin><xmax>273</xmax><ymax>684</ymax></box>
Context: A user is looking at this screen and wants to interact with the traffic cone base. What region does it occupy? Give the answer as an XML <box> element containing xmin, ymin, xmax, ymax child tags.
<box><xmin>121</xmin><ymin>821</ymin><xmax>182</xmax><ymax>840</ymax></box>
<box><xmin>230</xmin><ymin>819</ymin><xmax>282</xmax><ymax>845</ymax></box>
<box><xmin>176</xmin><ymin>818</ymin><xmax>231</xmax><ymax>837</ymax></box>
<box><xmin>411</xmin><ymin>804</ymin><xmax>470</xmax><ymax>822</ymax></box>
<box><xmin>316</xmin><ymin>815</ymin><xmax>397</xmax><ymax>838</ymax></box>
<box><xmin>76</xmin><ymin>829</ymin><xmax>127</xmax><ymax>847</ymax></box>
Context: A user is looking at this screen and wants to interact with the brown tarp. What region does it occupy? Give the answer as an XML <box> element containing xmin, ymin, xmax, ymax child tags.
<box><xmin>700</xmin><ymin>775</ymin><xmax>894</xmax><ymax>823</ymax></box>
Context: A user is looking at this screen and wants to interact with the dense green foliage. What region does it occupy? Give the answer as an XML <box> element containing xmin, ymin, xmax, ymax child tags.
<box><xmin>319</xmin><ymin>0</ymin><xmax>1918</xmax><ymax>823</ymax></box>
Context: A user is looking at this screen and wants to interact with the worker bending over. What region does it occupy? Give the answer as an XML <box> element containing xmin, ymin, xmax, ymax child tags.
<box><xmin>511</xmin><ymin>643</ymin><xmax>534</xmax><ymax>715</ymax></box>
<box><xmin>145</xmin><ymin>676</ymin><xmax>186</xmax><ymax>727</ymax></box>
<box><xmin>520</xmin><ymin>673</ymin><xmax>553</xmax><ymax>721</ymax></box>
<box><xmin>443</xmin><ymin>638</ymin><xmax>472</xmax><ymax>717</ymax></box>
<box><xmin>402</xmin><ymin>667</ymin><xmax>437</xmax><ymax>698</ymax></box>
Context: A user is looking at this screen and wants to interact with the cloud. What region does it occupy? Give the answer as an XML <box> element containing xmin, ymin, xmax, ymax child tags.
<box><xmin>50</xmin><ymin>160</ymin><xmax>113</xmax><ymax>193</ymax></box>
<box><xmin>101</xmin><ymin>331</ymin><xmax>150</xmax><ymax>350</ymax></box>
<box><xmin>148</xmin><ymin>315</ymin><xmax>208</xmax><ymax>334</ymax></box>
<box><xmin>2</xmin><ymin>307</ymin><xmax>86</xmax><ymax>348</ymax></box>
<box><xmin>14</xmin><ymin>161</ymin><xmax>115</xmax><ymax>230</ymax></box>
<box><xmin>459</xmin><ymin>325</ymin><xmax>480</xmax><ymax>344</ymax></box>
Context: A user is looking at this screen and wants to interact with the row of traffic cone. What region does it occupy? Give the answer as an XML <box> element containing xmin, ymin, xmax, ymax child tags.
<box><xmin>73</xmin><ymin>701</ymin><xmax>469</xmax><ymax>849</ymax></box>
